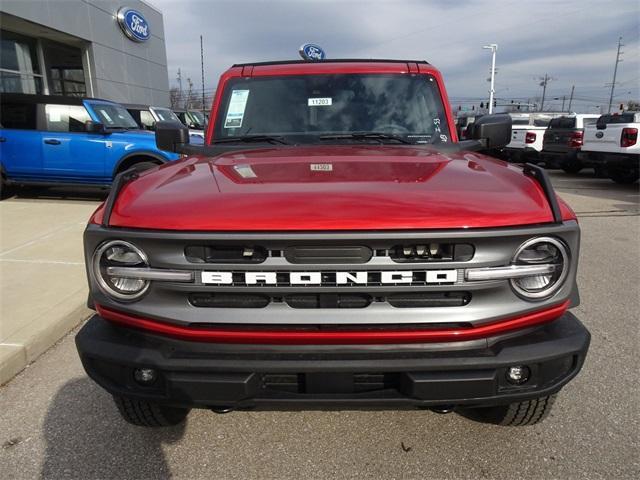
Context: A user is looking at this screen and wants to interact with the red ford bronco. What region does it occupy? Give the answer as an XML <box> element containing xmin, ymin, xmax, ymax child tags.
<box><xmin>76</xmin><ymin>56</ymin><xmax>590</xmax><ymax>427</ymax></box>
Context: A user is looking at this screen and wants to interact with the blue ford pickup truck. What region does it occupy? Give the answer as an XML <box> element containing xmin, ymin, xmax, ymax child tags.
<box><xmin>0</xmin><ymin>93</ymin><xmax>180</xmax><ymax>195</ymax></box>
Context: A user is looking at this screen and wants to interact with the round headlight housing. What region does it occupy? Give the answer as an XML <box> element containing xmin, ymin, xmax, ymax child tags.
<box><xmin>510</xmin><ymin>237</ymin><xmax>569</xmax><ymax>300</ymax></box>
<box><xmin>92</xmin><ymin>240</ymin><xmax>149</xmax><ymax>301</ymax></box>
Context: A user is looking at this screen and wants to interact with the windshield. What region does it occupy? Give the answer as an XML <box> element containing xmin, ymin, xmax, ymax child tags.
<box><xmin>189</xmin><ymin>110</ymin><xmax>206</xmax><ymax>128</ymax></box>
<box><xmin>153</xmin><ymin>107</ymin><xmax>181</xmax><ymax>122</ymax></box>
<box><xmin>90</xmin><ymin>103</ymin><xmax>139</xmax><ymax>129</ymax></box>
<box><xmin>549</xmin><ymin>117</ymin><xmax>576</xmax><ymax>129</ymax></box>
<box><xmin>213</xmin><ymin>74</ymin><xmax>450</xmax><ymax>144</ymax></box>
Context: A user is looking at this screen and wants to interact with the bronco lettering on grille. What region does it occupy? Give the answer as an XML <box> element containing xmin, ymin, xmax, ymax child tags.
<box><xmin>201</xmin><ymin>270</ymin><xmax>458</xmax><ymax>286</ymax></box>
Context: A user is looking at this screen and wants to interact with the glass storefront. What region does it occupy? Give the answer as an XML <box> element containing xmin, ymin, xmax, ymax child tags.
<box><xmin>0</xmin><ymin>29</ymin><xmax>44</xmax><ymax>94</ymax></box>
<box><xmin>0</xmin><ymin>29</ymin><xmax>87</xmax><ymax>97</ymax></box>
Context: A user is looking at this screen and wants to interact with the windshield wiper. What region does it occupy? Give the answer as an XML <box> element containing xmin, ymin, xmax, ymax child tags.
<box><xmin>318</xmin><ymin>132</ymin><xmax>411</xmax><ymax>144</ymax></box>
<box><xmin>212</xmin><ymin>135</ymin><xmax>289</xmax><ymax>145</ymax></box>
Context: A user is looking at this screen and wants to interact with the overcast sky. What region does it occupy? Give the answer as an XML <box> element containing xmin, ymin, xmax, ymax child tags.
<box><xmin>152</xmin><ymin>0</ymin><xmax>639</xmax><ymax>113</ymax></box>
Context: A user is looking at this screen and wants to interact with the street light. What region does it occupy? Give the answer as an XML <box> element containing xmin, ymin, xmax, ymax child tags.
<box><xmin>483</xmin><ymin>44</ymin><xmax>498</xmax><ymax>114</ymax></box>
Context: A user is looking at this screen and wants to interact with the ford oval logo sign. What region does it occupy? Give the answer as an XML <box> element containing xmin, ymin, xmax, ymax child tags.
<box><xmin>117</xmin><ymin>7</ymin><xmax>150</xmax><ymax>42</ymax></box>
<box><xmin>595</xmin><ymin>131</ymin><xmax>604</xmax><ymax>138</ymax></box>
<box><xmin>299</xmin><ymin>43</ymin><xmax>326</xmax><ymax>62</ymax></box>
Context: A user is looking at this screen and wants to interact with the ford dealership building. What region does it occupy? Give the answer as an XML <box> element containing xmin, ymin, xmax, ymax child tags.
<box><xmin>0</xmin><ymin>0</ymin><xmax>170</xmax><ymax>106</ymax></box>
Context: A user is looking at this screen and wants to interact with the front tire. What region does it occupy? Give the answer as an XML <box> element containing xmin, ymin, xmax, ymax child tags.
<box><xmin>456</xmin><ymin>394</ymin><xmax>556</xmax><ymax>426</ymax></box>
<box><xmin>129</xmin><ymin>161</ymin><xmax>160</xmax><ymax>173</ymax></box>
<box><xmin>561</xmin><ymin>157</ymin><xmax>583</xmax><ymax>174</ymax></box>
<box><xmin>113</xmin><ymin>396</ymin><xmax>190</xmax><ymax>427</ymax></box>
<box><xmin>0</xmin><ymin>175</ymin><xmax>14</xmax><ymax>200</ymax></box>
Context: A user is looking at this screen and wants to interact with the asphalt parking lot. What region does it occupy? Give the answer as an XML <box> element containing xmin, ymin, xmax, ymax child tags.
<box><xmin>0</xmin><ymin>171</ymin><xmax>638</xmax><ymax>480</ymax></box>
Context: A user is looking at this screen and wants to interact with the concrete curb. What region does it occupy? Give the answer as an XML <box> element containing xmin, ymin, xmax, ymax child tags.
<box><xmin>0</xmin><ymin>304</ymin><xmax>92</xmax><ymax>386</ymax></box>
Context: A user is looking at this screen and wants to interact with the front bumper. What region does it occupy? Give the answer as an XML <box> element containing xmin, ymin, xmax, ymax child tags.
<box><xmin>76</xmin><ymin>312</ymin><xmax>590</xmax><ymax>411</ymax></box>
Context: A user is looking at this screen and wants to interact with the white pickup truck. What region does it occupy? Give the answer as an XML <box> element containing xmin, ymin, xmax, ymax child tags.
<box><xmin>502</xmin><ymin>112</ymin><xmax>565</xmax><ymax>163</ymax></box>
<box><xmin>579</xmin><ymin>112</ymin><xmax>640</xmax><ymax>184</ymax></box>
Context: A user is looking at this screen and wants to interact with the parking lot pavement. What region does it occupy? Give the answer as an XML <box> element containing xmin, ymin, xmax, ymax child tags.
<box><xmin>0</xmin><ymin>172</ymin><xmax>638</xmax><ymax>479</ymax></box>
<box><xmin>0</xmin><ymin>188</ymin><xmax>103</xmax><ymax>384</ymax></box>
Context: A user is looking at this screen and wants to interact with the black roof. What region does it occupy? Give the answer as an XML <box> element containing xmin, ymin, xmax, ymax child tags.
<box><xmin>232</xmin><ymin>58</ymin><xmax>430</xmax><ymax>68</ymax></box>
<box><xmin>122</xmin><ymin>103</ymin><xmax>151</xmax><ymax>110</ymax></box>
<box><xmin>0</xmin><ymin>93</ymin><xmax>110</xmax><ymax>105</ymax></box>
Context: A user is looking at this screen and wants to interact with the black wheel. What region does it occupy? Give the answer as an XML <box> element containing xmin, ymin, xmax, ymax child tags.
<box><xmin>561</xmin><ymin>159</ymin><xmax>583</xmax><ymax>174</ymax></box>
<box><xmin>608</xmin><ymin>168</ymin><xmax>639</xmax><ymax>184</ymax></box>
<box><xmin>113</xmin><ymin>396</ymin><xmax>190</xmax><ymax>427</ymax></box>
<box><xmin>593</xmin><ymin>166</ymin><xmax>608</xmax><ymax>178</ymax></box>
<box><xmin>456</xmin><ymin>394</ymin><xmax>556</xmax><ymax>426</ymax></box>
<box><xmin>129</xmin><ymin>161</ymin><xmax>160</xmax><ymax>173</ymax></box>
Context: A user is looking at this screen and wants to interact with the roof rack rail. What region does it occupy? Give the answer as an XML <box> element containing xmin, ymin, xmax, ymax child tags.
<box><xmin>232</xmin><ymin>59</ymin><xmax>430</xmax><ymax>68</ymax></box>
<box><xmin>522</xmin><ymin>163</ymin><xmax>562</xmax><ymax>224</ymax></box>
<box><xmin>102</xmin><ymin>167</ymin><xmax>143</xmax><ymax>227</ymax></box>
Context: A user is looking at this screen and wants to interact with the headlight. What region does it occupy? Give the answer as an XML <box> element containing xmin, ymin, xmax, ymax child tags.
<box><xmin>510</xmin><ymin>237</ymin><xmax>569</xmax><ymax>300</ymax></box>
<box><xmin>92</xmin><ymin>240</ymin><xmax>149</xmax><ymax>301</ymax></box>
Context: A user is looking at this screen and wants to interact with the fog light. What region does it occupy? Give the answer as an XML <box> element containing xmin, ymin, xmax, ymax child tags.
<box><xmin>134</xmin><ymin>368</ymin><xmax>157</xmax><ymax>385</ymax></box>
<box><xmin>506</xmin><ymin>365</ymin><xmax>530</xmax><ymax>385</ymax></box>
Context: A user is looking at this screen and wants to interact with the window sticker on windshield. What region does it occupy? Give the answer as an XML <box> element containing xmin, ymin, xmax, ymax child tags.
<box><xmin>224</xmin><ymin>90</ymin><xmax>250</xmax><ymax>128</ymax></box>
<box><xmin>308</xmin><ymin>98</ymin><xmax>332</xmax><ymax>107</ymax></box>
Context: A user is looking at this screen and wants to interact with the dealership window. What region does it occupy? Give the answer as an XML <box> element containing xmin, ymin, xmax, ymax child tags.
<box><xmin>45</xmin><ymin>42</ymin><xmax>87</xmax><ymax>97</ymax></box>
<box><xmin>45</xmin><ymin>104</ymin><xmax>91</xmax><ymax>132</ymax></box>
<box><xmin>0</xmin><ymin>30</ymin><xmax>44</xmax><ymax>94</ymax></box>
<box><xmin>50</xmin><ymin>68</ymin><xmax>86</xmax><ymax>97</ymax></box>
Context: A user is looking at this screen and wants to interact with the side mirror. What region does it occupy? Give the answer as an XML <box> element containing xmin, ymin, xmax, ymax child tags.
<box><xmin>85</xmin><ymin>120</ymin><xmax>107</xmax><ymax>134</ymax></box>
<box><xmin>471</xmin><ymin>114</ymin><xmax>512</xmax><ymax>149</ymax></box>
<box><xmin>155</xmin><ymin>121</ymin><xmax>190</xmax><ymax>152</ymax></box>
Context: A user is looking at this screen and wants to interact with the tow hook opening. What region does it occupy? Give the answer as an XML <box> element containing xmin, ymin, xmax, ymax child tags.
<box><xmin>211</xmin><ymin>407</ymin><xmax>234</xmax><ymax>414</ymax></box>
<box><xmin>430</xmin><ymin>405</ymin><xmax>454</xmax><ymax>414</ymax></box>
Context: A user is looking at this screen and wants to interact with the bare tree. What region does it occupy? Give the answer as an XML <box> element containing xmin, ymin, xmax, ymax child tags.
<box><xmin>626</xmin><ymin>100</ymin><xmax>640</xmax><ymax>111</ymax></box>
<box><xmin>169</xmin><ymin>87</ymin><xmax>180</xmax><ymax>109</ymax></box>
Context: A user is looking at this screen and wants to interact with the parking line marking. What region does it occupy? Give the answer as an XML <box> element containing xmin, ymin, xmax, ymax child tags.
<box><xmin>0</xmin><ymin>223</ymin><xmax>83</xmax><ymax>257</ymax></box>
<box><xmin>0</xmin><ymin>259</ymin><xmax>84</xmax><ymax>266</ymax></box>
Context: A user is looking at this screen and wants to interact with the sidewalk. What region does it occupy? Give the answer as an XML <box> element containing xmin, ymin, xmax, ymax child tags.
<box><xmin>0</xmin><ymin>194</ymin><xmax>100</xmax><ymax>384</ymax></box>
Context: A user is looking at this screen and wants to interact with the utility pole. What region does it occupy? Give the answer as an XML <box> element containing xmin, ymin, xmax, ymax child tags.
<box><xmin>539</xmin><ymin>74</ymin><xmax>553</xmax><ymax>111</ymax></box>
<box><xmin>200</xmin><ymin>35</ymin><xmax>206</xmax><ymax>114</ymax></box>
<box><xmin>483</xmin><ymin>44</ymin><xmax>498</xmax><ymax>114</ymax></box>
<box><xmin>561</xmin><ymin>95</ymin><xmax>566</xmax><ymax>111</ymax></box>
<box><xmin>607</xmin><ymin>37</ymin><xmax>624</xmax><ymax>113</ymax></box>
<box><xmin>568</xmin><ymin>85</ymin><xmax>575</xmax><ymax>112</ymax></box>
<box><xmin>177</xmin><ymin>68</ymin><xmax>183</xmax><ymax>108</ymax></box>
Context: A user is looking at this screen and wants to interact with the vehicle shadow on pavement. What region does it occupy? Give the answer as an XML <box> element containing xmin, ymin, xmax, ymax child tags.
<box><xmin>7</xmin><ymin>186</ymin><xmax>109</xmax><ymax>203</ymax></box>
<box><xmin>40</xmin><ymin>377</ymin><xmax>185</xmax><ymax>480</ymax></box>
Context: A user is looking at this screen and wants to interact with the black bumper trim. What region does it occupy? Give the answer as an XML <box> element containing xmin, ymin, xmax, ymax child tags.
<box><xmin>75</xmin><ymin>312</ymin><xmax>590</xmax><ymax>410</ymax></box>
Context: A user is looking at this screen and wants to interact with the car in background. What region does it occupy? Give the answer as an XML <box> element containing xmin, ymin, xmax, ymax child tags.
<box><xmin>540</xmin><ymin>114</ymin><xmax>600</xmax><ymax>173</ymax></box>
<box><xmin>579</xmin><ymin>112</ymin><xmax>640</xmax><ymax>184</ymax></box>
<box><xmin>455</xmin><ymin>113</ymin><xmax>482</xmax><ymax>140</ymax></box>
<box><xmin>125</xmin><ymin>104</ymin><xmax>205</xmax><ymax>144</ymax></box>
<box><xmin>502</xmin><ymin>112</ymin><xmax>565</xmax><ymax>163</ymax></box>
<box><xmin>0</xmin><ymin>93</ymin><xmax>181</xmax><ymax>196</ymax></box>
<box><xmin>174</xmin><ymin>108</ymin><xmax>207</xmax><ymax>141</ymax></box>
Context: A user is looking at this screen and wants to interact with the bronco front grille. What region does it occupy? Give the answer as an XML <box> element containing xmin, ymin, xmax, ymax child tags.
<box><xmin>85</xmin><ymin>222</ymin><xmax>581</xmax><ymax>327</ymax></box>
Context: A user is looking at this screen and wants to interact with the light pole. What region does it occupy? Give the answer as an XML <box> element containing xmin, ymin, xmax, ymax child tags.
<box><xmin>483</xmin><ymin>44</ymin><xmax>498</xmax><ymax>114</ymax></box>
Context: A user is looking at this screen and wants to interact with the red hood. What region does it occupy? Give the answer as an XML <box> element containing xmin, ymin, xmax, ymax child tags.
<box><xmin>102</xmin><ymin>145</ymin><xmax>573</xmax><ymax>231</ymax></box>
